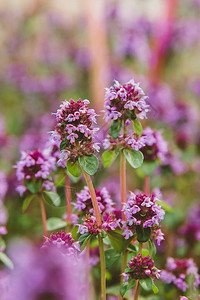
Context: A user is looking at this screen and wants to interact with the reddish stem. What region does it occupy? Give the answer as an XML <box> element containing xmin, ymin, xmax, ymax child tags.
<box><xmin>82</xmin><ymin>170</ymin><xmax>102</xmax><ymax>226</ymax></box>
<box><xmin>144</xmin><ymin>176</ymin><xmax>150</xmax><ymax>195</ymax></box>
<box><xmin>40</xmin><ymin>196</ymin><xmax>48</xmax><ymax>237</ymax></box>
<box><xmin>65</xmin><ymin>175</ymin><xmax>72</xmax><ymax>225</ymax></box>
<box><xmin>120</xmin><ymin>151</ymin><xmax>127</xmax><ymax>221</ymax></box>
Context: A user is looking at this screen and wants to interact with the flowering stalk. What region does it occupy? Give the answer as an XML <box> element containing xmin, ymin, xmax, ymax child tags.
<box><xmin>81</xmin><ymin>168</ymin><xmax>106</xmax><ymax>300</ymax></box>
<box><xmin>81</xmin><ymin>169</ymin><xmax>102</xmax><ymax>226</ymax></box>
<box><xmin>134</xmin><ymin>243</ymin><xmax>143</xmax><ymax>300</ymax></box>
<box><xmin>119</xmin><ymin>250</ymin><xmax>128</xmax><ymax>300</ymax></box>
<box><xmin>40</xmin><ymin>194</ymin><xmax>48</xmax><ymax>237</ymax></box>
<box><xmin>144</xmin><ymin>175</ymin><xmax>150</xmax><ymax>194</ymax></box>
<box><xmin>65</xmin><ymin>175</ymin><xmax>72</xmax><ymax>231</ymax></box>
<box><xmin>98</xmin><ymin>235</ymin><xmax>106</xmax><ymax>300</ymax></box>
<box><xmin>120</xmin><ymin>151</ymin><xmax>127</xmax><ymax>221</ymax></box>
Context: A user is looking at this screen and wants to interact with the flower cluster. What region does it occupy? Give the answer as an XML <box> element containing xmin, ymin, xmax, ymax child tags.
<box><xmin>74</xmin><ymin>186</ymin><xmax>114</xmax><ymax>215</ymax></box>
<box><xmin>103</xmin><ymin>131</ymin><xmax>146</xmax><ymax>151</ymax></box>
<box><xmin>140</xmin><ymin>127</ymin><xmax>168</xmax><ymax>163</ymax></box>
<box><xmin>123</xmin><ymin>254</ymin><xmax>160</xmax><ymax>281</ymax></box>
<box><xmin>6</xmin><ymin>241</ymin><xmax>86</xmax><ymax>300</ymax></box>
<box><xmin>160</xmin><ymin>257</ymin><xmax>200</xmax><ymax>292</ymax></box>
<box><xmin>104</xmin><ymin>79</ymin><xmax>149</xmax><ymax>123</ymax></box>
<box><xmin>51</xmin><ymin>99</ymin><xmax>99</xmax><ymax>165</ymax></box>
<box><xmin>122</xmin><ymin>192</ymin><xmax>165</xmax><ymax>241</ymax></box>
<box><xmin>15</xmin><ymin>150</ymin><xmax>56</xmax><ymax>195</ymax></box>
<box><xmin>78</xmin><ymin>214</ymin><xmax>120</xmax><ymax>235</ymax></box>
<box><xmin>43</xmin><ymin>231</ymin><xmax>80</xmax><ymax>255</ymax></box>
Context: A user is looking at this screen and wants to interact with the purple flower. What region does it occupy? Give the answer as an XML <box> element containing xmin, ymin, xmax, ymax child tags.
<box><xmin>161</xmin><ymin>257</ymin><xmax>200</xmax><ymax>292</ymax></box>
<box><xmin>140</xmin><ymin>127</ymin><xmax>168</xmax><ymax>164</ymax></box>
<box><xmin>42</xmin><ymin>231</ymin><xmax>80</xmax><ymax>255</ymax></box>
<box><xmin>15</xmin><ymin>150</ymin><xmax>56</xmax><ymax>195</ymax></box>
<box><xmin>123</xmin><ymin>254</ymin><xmax>160</xmax><ymax>281</ymax></box>
<box><xmin>52</xmin><ymin>99</ymin><xmax>99</xmax><ymax>163</ymax></box>
<box><xmin>122</xmin><ymin>192</ymin><xmax>165</xmax><ymax>243</ymax></box>
<box><xmin>104</xmin><ymin>79</ymin><xmax>149</xmax><ymax>123</ymax></box>
<box><xmin>5</xmin><ymin>240</ymin><xmax>86</xmax><ymax>300</ymax></box>
<box><xmin>75</xmin><ymin>186</ymin><xmax>115</xmax><ymax>215</ymax></box>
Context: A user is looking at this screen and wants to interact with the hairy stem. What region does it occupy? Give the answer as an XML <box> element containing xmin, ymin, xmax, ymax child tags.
<box><xmin>40</xmin><ymin>195</ymin><xmax>47</xmax><ymax>237</ymax></box>
<box><xmin>134</xmin><ymin>243</ymin><xmax>143</xmax><ymax>300</ymax></box>
<box><xmin>118</xmin><ymin>250</ymin><xmax>128</xmax><ymax>300</ymax></box>
<box><xmin>120</xmin><ymin>151</ymin><xmax>127</xmax><ymax>221</ymax></box>
<box><xmin>98</xmin><ymin>235</ymin><xmax>106</xmax><ymax>300</ymax></box>
<box><xmin>65</xmin><ymin>175</ymin><xmax>72</xmax><ymax>231</ymax></box>
<box><xmin>82</xmin><ymin>169</ymin><xmax>102</xmax><ymax>226</ymax></box>
<box><xmin>144</xmin><ymin>175</ymin><xmax>150</xmax><ymax>194</ymax></box>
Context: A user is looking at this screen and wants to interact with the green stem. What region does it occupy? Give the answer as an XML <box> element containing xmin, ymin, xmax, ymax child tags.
<box><xmin>134</xmin><ymin>243</ymin><xmax>143</xmax><ymax>300</ymax></box>
<box><xmin>98</xmin><ymin>235</ymin><xmax>106</xmax><ymax>300</ymax></box>
<box><xmin>118</xmin><ymin>250</ymin><xmax>128</xmax><ymax>300</ymax></box>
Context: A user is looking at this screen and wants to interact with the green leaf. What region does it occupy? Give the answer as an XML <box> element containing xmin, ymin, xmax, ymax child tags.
<box><xmin>79</xmin><ymin>234</ymin><xmax>92</xmax><ymax>251</ymax></box>
<box><xmin>107</xmin><ymin>231</ymin><xmax>134</xmax><ymax>253</ymax></box>
<box><xmin>156</xmin><ymin>200</ymin><xmax>173</xmax><ymax>212</ymax></box>
<box><xmin>136</xmin><ymin>226</ymin><xmax>151</xmax><ymax>243</ymax></box>
<box><xmin>148</xmin><ymin>239</ymin><xmax>157</xmax><ymax>258</ymax></box>
<box><xmin>46</xmin><ymin>217</ymin><xmax>66</xmax><ymax>231</ymax></box>
<box><xmin>141</xmin><ymin>161</ymin><xmax>157</xmax><ymax>175</ymax></box>
<box><xmin>120</xmin><ymin>282</ymin><xmax>128</xmax><ymax>297</ymax></box>
<box><xmin>0</xmin><ymin>238</ymin><xmax>6</xmax><ymax>252</ymax></box>
<box><xmin>120</xmin><ymin>280</ymin><xmax>136</xmax><ymax>297</ymax></box>
<box><xmin>25</xmin><ymin>180</ymin><xmax>42</xmax><ymax>194</ymax></box>
<box><xmin>139</xmin><ymin>278</ymin><xmax>153</xmax><ymax>291</ymax></box>
<box><xmin>67</xmin><ymin>160</ymin><xmax>82</xmax><ymax>177</ymax></box>
<box><xmin>0</xmin><ymin>252</ymin><xmax>14</xmax><ymax>269</ymax></box>
<box><xmin>152</xmin><ymin>284</ymin><xmax>159</xmax><ymax>294</ymax></box>
<box><xmin>141</xmin><ymin>248</ymin><xmax>149</xmax><ymax>256</ymax></box>
<box><xmin>59</xmin><ymin>140</ymin><xmax>68</xmax><ymax>151</ymax></box>
<box><xmin>44</xmin><ymin>191</ymin><xmax>61</xmax><ymax>206</ymax></box>
<box><xmin>66</xmin><ymin>171</ymin><xmax>81</xmax><ymax>183</ymax></box>
<box><xmin>102</xmin><ymin>150</ymin><xmax>118</xmax><ymax>168</ymax></box>
<box><xmin>22</xmin><ymin>194</ymin><xmax>35</xmax><ymax>212</ymax></box>
<box><xmin>123</xmin><ymin>149</ymin><xmax>144</xmax><ymax>169</ymax></box>
<box><xmin>133</xmin><ymin>119</ymin><xmax>143</xmax><ymax>136</ymax></box>
<box><xmin>71</xmin><ymin>226</ymin><xmax>80</xmax><ymax>241</ymax></box>
<box><xmin>55</xmin><ymin>174</ymin><xmax>65</xmax><ymax>187</ymax></box>
<box><xmin>105</xmin><ymin>249</ymin><xmax>121</xmax><ymax>268</ymax></box>
<box><xmin>109</xmin><ymin>119</ymin><xmax>122</xmax><ymax>139</ymax></box>
<box><xmin>78</xmin><ymin>155</ymin><xmax>99</xmax><ymax>176</ymax></box>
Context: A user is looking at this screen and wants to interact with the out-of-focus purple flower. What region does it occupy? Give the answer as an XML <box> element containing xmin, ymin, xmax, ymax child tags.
<box><xmin>42</xmin><ymin>231</ymin><xmax>80</xmax><ymax>255</ymax></box>
<box><xmin>103</xmin><ymin>131</ymin><xmax>146</xmax><ymax>151</ymax></box>
<box><xmin>123</xmin><ymin>254</ymin><xmax>160</xmax><ymax>281</ymax></box>
<box><xmin>5</xmin><ymin>240</ymin><xmax>86</xmax><ymax>300</ymax></box>
<box><xmin>0</xmin><ymin>172</ymin><xmax>8</xmax><ymax>202</ymax></box>
<box><xmin>52</xmin><ymin>99</ymin><xmax>99</xmax><ymax>164</ymax></box>
<box><xmin>122</xmin><ymin>192</ymin><xmax>165</xmax><ymax>243</ymax></box>
<box><xmin>104</xmin><ymin>79</ymin><xmax>149</xmax><ymax>123</ymax></box>
<box><xmin>140</xmin><ymin>127</ymin><xmax>168</xmax><ymax>163</ymax></box>
<box><xmin>75</xmin><ymin>186</ymin><xmax>115</xmax><ymax>215</ymax></box>
<box><xmin>15</xmin><ymin>150</ymin><xmax>56</xmax><ymax>195</ymax></box>
<box><xmin>161</xmin><ymin>257</ymin><xmax>200</xmax><ymax>292</ymax></box>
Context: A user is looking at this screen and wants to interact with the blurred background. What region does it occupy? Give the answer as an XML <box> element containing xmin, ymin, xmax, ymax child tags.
<box><xmin>0</xmin><ymin>0</ymin><xmax>200</xmax><ymax>295</ymax></box>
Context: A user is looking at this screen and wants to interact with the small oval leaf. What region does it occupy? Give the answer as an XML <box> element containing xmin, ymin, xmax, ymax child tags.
<box><xmin>0</xmin><ymin>252</ymin><xmax>14</xmax><ymax>269</ymax></box>
<box><xmin>139</xmin><ymin>278</ymin><xmax>153</xmax><ymax>291</ymax></box>
<box><xmin>67</xmin><ymin>160</ymin><xmax>82</xmax><ymax>177</ymax></box>
<box><xmin>133</xmin><ymin>119</ymin><xmax>143</xmax><ymax>136</ymax></box>
<box><xmin>44</xmin><ymin>191</ymin><xmax>61</xmax><ymax>206</ymax></box>
<box><xmin>123</xmin><ymin>149</ymin><xmax>144</xmax><ymax>169</ymax></box>
<box><xmin>78</xmin><ymin>155</ymin><xmax>99</xmax><ymax>176</ymax></box>
<box><xmin>102</xmin><ymin>150</ymin><xmax>118</xmax><ymax>168</ymax></box>
<box><xmin>22</xmin><ymin>194</ymin><xmax>35</xmax><ymax>212</ymax></box>
<box><xmin>109</xmin><ymin>119</ymin><xmax>122</xmax><ymax>139</ymax></box>
<box><xmin>46</xmin><ymin>217</ymin><xmax>66</xmax><ymax>231</ymax></box>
